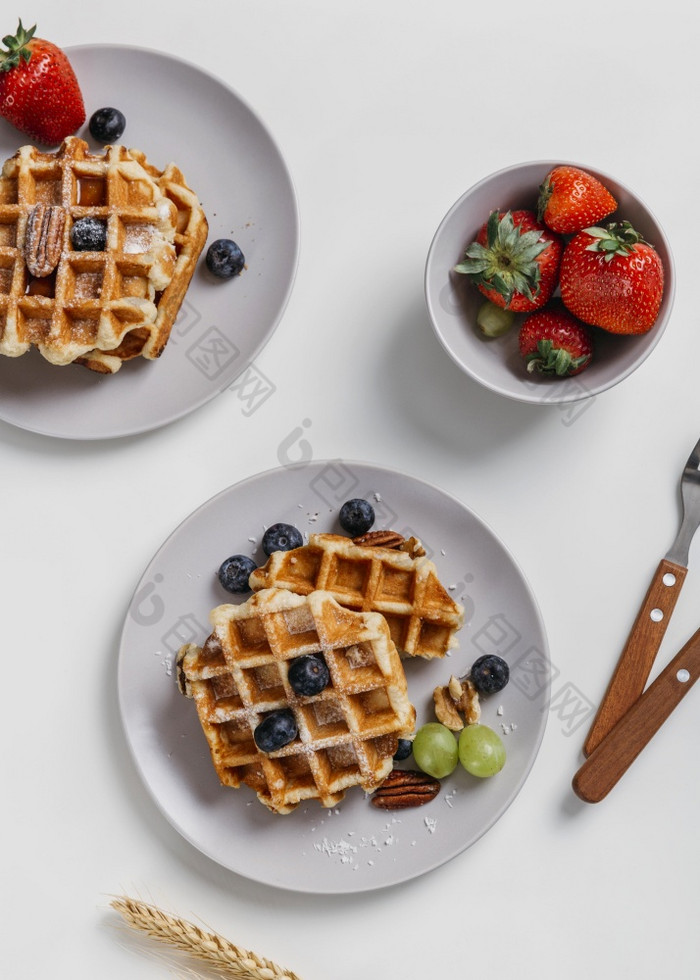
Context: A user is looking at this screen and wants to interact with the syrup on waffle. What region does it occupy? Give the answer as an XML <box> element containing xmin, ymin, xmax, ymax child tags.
<box><xmin>0</xmin><ymin>136</ymin><xmax>207</xmax><ymax>372</ymax></box>
<box><xmin>249</xmin><ymin>533</ymin><xmax>464</xmax><ymax>659</ymax></box>
<box><xmin>177</xmin><ymin>588</ymin><xmax>416</xmax><ymax>814</ymax></box>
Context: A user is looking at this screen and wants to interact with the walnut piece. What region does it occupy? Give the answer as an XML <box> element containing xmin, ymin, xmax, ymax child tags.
<box><xmin>459</xmin><ymin>678</ymin><xmax>482</xmax><ymax>725</ymax></box>
<box><xmin>433</xmin><ymin>674</ymin><xmax>481</xmax><ymax>730</ymax></box>
<box><xmin>400</xmin><ymin>536</ymin><xmax>426</xmax><ymax>558</ymax></box>
<box><xmin>434</xmin><ymin>681</ymin><xmax>465</xmax><ymax>730</ymax></box>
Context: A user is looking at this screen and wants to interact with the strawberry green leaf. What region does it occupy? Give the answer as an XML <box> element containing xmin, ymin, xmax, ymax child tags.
<box><xmin>583</xmin><ymin>220</ymin><xmax>647</xmax><ymax>261</ymax></box>
<box><xmin>525</xmin><ymin>338</ymin><xmax>589</xmax><ymax>376</ymax></box>
<box><xmin>536</xmin><ymin>176</ymin><xmax>553</xmax><ymax>223</ymax></box>
<box><xmin>454</xmin><ymin>210</ymin><xmax>550</xmax><ymax>306</ymax></box>
<box><xmin>0</xmin><ymin>20</ymin><xmax>36</xmax><ymax>71</ymax></box>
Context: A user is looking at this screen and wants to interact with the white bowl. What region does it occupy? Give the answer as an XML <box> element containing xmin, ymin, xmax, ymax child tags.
<box><xmin>424</xmin><ymin>161</ymin><xmax>675</xmax><ymax>404</ymax></box>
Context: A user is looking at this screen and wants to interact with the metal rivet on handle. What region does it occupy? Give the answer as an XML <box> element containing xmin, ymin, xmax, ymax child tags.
<box><xmin>650</xmin><ymin>608</ymin><xmax>664</xmax><ymax>622</ymax></box>
<box><xmin>663</xmin><ymin>573</ymin><xmax>677</xmax><ymax>587</ymax></box>
<box><xmin>677</xmin><ymin>669</ymin><xmax>691</xmax><ymax>683</ymax></box>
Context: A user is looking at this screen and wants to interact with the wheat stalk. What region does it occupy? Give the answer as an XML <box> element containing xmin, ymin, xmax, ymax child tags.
<box><xmin>110</xmin><ymin>895</ymin><xmax>303</xmax><ymax>980</ymax></box>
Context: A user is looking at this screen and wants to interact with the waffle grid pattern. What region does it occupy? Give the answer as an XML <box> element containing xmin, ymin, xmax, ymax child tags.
<box><xmin>178</xmin><ymin>588</ymin><xmax>416</xmax><ymax>814</ymax></box>
<box><xmin>0</xmin><ymin>137</ymin><xmax>207</xmax><ymax>372</ymax></box>
<box><xmin>249</xmin><ymin>533</ymin><xmax>464</xmax><ymax>659</ymax></box>
<box><xmin>80</xmin><ymin>148</ymin><xmax>208</xmax><ymax>372</ymax></box>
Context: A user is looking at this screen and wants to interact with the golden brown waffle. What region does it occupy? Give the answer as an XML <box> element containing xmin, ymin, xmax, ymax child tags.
<box><xmin>177</xmin><ymin>588</ymin><xmax>416</xmax><ymax>814</ymax></box>
<box><xmin>0</xmin><ymin>136</ymin><xmax>207</xmax><ymax>373</ymax></box>
<box><xmin>249</xmin><ymin>533</ymin><xmax>464</xmax><ymax>659</ymax></box>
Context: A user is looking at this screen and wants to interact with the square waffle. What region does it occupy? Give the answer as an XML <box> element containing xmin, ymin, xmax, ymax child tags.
<box><xmin>249</xmin><ymin>533</ymin><xmax>464</xmax><ymax>659</ymax></box>
<box><xmin>176</xmin><ymin>588</ymin><xmax>416</xmax><ymax>814</ymax></box>
<box><xmin>0</xmin><ymin>136</ymin><xmax>207</xmax><ymax>372</ymax></box>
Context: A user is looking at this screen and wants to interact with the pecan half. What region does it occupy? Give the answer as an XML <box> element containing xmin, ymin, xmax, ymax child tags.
<box><xmin>24</xmin><ymin>204</ymin><xmax>66</xmax><ymax>277</ymax></box>
<box><xmin>370</xmin><ymin>769</ymin><xmax>440</xmax><ymax>809</ymax></box>
<box><xmin>353</xmin><ymin>529</ymin><xmax>405</xmax><ymax>549</ymax></box>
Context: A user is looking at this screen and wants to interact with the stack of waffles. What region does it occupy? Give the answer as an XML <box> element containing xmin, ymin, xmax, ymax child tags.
<box><xmin>178</xmin><ymin>533</ymin><xmax>465</xmax><ymax>813</ymax></box>
<box><xmin>250</xmin><ymin>533</ymin><xmax>464</xmax><ymax>659</ymax></box>
<box><xmin>0</xmin><ymin>136</ymin><xmax>207</xmax><ymax>373</ymax></box>
<box><xmin>177</xmin><ymin>588</ymin><xmax>416</xmax><ymax>814</ymax></box>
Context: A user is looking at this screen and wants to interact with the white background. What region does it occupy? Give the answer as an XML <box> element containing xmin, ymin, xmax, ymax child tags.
<box><xmin>3</xmin><ymin>2</ymin><xmax>700</xmax><ymax>977</ymax></box>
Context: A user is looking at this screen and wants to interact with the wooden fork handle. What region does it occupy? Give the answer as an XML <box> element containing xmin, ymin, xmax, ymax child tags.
<box><xmin>573</xmin><ymin>625</ymin><xmax>700</xmax><ymax>803</ymax></box>
<box><xmin>583</xmin><ymin>558</ymin><xmax>687</xmax><ymax>757</ymax></box>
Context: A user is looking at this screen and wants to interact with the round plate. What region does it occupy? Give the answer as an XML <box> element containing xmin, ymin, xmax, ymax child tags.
<box><xmin>0</xmin><ymin>45</ymin><xmax>299</xmax><ymax>439</ymax></box>
<box><xmin>118</xmin><ymin>461</ymin><xmax>550</xmax><ymax>893</ymax></box>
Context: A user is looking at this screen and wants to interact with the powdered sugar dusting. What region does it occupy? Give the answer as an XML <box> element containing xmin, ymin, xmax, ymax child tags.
<box><xmin>154</xmin><ymin>648</ymin><xmax>173</xmax><ymax>676</ymax></box>
<box><xmin>302</xmin><ymin>798</ymin><xmax>453</xmax><ymax>871</ymax></box>
<box><xmin>314</xmin><ymin>837</ymin><xmax>358</xmax><ymax>864</ymax></box>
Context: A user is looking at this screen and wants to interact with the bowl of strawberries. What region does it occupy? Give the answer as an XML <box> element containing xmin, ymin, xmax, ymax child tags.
<box><xmin>424</xmin><ymin>161</ymin><xmax>675</xmax><ymax>404</ymax></box>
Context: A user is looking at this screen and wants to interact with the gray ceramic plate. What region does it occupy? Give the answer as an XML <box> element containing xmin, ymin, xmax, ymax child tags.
<box><xmin>0</xmin><ymin>45</ymin><xmax>299</xmax><ymax>439</ymax></box>
<box><xmin>118</xmin><ymin>461</ymin><xmax>550</xmax><ymax>893</ymax></box>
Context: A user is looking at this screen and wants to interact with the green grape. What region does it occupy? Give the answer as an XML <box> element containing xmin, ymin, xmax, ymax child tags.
<box><xmin>476</xmin><ymin>301</ymin><xmax>515</xmax><ymax>338</ymax></box>
<box><xmin>412</xmin><ymin>723</ymin><xmax>458</xmax><ymax>779</ymax></box>
<box><xmin>458</xmin><ymin>724</ymin><xmax>506</xmax><ymax>777</ymax></box>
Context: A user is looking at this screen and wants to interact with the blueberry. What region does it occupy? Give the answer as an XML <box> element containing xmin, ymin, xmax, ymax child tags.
<box><xmin>205</xmin><ymin>239</ymin><xmax>245</xmax><ymax>279</ymax></box>
<box><xmin>217</xmin><ymin>554</ymin><xmax>257</xmax><ymax>593</ymax></box>
<box><xmin>470</xmin><ymin>655</ymin><xmax>510</xmax><ymax>695</ymax></box>
<box><xmin>89</xmin><ymin>106</ymin><xmax>126</xmax><ymax>143</ymax></box>
<box><xmin>288</xmin><ymin>654</ymin><xmax>330</xmax><ymax>697</ymax></box>
<box><xmin>393</xmin><ymin>738</ymin><xmax>413</xmax><ymax>761</ymax></box>
<box><xmin>254</xmin><ymin>709</ymin><xmax>298</xmax><ymax>753</ymax></box>
<box><xmin>71</xmin><ymin>216</ymin><xmax>107</xmax><ymax>252</ymax></box>
<box><xmin>262</xmin><ymin>522</ymin><xmax>303</xmax><ymax>556</ymax></box>
<box><xmin>339</xmin><ymin>498</ymin><xmax>375</xmax><ymax>536</ymax></box>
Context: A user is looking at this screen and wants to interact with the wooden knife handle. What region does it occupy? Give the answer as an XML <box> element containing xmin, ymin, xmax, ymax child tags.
<box><xmin>573</xmin><ymin>625</ymin><xmax>700</xmax><ymax>803</ymax></box>
<box><xmin>583</xmin><ymin>558</ymin><xmax>687</xmax><ymax>757</ymax></box>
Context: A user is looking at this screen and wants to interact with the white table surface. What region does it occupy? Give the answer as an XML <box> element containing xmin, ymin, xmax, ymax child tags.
<box><xmin>3</xmin><ymin>2</ymin><xmax>699</xmax><ymax>977</ymax></box>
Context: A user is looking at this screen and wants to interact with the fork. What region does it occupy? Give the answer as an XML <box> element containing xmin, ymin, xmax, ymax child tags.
<box><xmin>583</xmin><ymin>436</ymin><xmax>700</xmax><ymax>757</ymax></box>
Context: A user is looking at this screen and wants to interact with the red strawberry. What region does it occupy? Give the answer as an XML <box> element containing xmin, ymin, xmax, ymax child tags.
<box><xmin>537</xmin><ymin>165</ymin><xmax>617</xmax><ymax>234</ymax></box>
<box><xmin>519</xmin><ymin>308</ymin><xmax>593</xmax><ymax>377</ymax></box>
<box><xmin>0</xmin><ymin>20</ymin><xmax>85</xmax><ymax>144</ymax></box>
<box><xmin>454</xmin><ymin>209</ymin><xmax>562</xmax><ymax>313</ymax></box>
<box><xmin>559</xmin><ymin>221</ymin><xmax>664</xmax><ymax>335</ymax></box>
